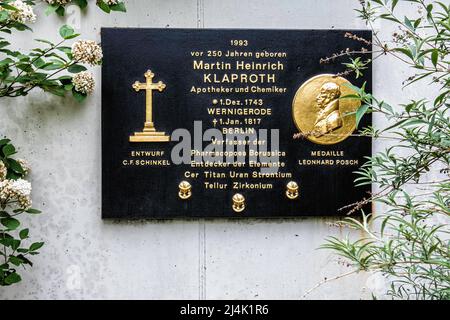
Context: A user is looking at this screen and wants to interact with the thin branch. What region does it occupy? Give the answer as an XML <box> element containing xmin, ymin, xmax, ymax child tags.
<box><xmin>301</xmin><ymin>269</ymin><xmax>359</xmax><ymax>299</ymax></box>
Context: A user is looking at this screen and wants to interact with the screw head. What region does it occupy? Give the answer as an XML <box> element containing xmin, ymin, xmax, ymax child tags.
<box><xmin>286</xmin><ymin>181</ymin><xmax>299</xmax><ymax>200</ymax></box>
<box><xmin>179</xmin><ymin>181</ymin><xmax>192</xmax><ymax>199</ymax></box>
<box><xmin>232</xmin><ymin>193</ymin><xmax>245</xmax><ymax>213</ymax></box>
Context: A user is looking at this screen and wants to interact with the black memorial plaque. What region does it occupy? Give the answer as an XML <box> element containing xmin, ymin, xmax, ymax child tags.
<box><xmin>102</xmin><ymin>28</ymin><xmax>372</xmax><ymax>219</ymax></box>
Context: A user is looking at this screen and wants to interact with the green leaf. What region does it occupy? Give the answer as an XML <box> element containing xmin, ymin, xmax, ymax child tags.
<box><xmin>7</xmin><ymin>158</ymin><xmax>24</xmax><ymax>174</ymax></box>
<box><xmin>405</xmin><ymin>103</ymin><xmax>414</xmax><ymax>113</ymax></box>
<box><xmin>0</xmin><ymin>10</ymin><xmax>9</xmax><ymax>23</ymax></box>
<box><xmin>110</xmin><ymin>2</ymin><xmax>126</xmax><ymax>12</ymax></box>
<box><xmin>45</xmin><ymin>4</ymin><xmax>59</xmax><ymax>16</ymax></box>
<box><xmin>32</xmin><ymin>58</ymin><xmax>46</xmax><ymax>69</ymax></box>
<box><xmin>19</xmin><ymin>228</ymin><xmax>29</xmax><ymax>240</ymax></box>
<box><xmin>17</xmin><ymin>254</ymin><xmax>32</xmax><ymax>266</ymax></box>
<box><xmin>68</xmin><ymin>64</ymin><xmax>87</xmax><ymax>73</ymax></box>
<box><xmin>59</xmin><ymin>25</ymin><xmax>75</xmax><ymax>39</ymax></box>
<box><xmin>11</xmin><ymin>21</ymin><xmax>33</xmax><ymax>32</ymax></box>
<box><xmin>0</xmin><ymin>211</ymin><xmax>11</xmax><ymax>218</ymax></box>
<box><xmin>0</xmin><ymin>139</ymin><xmax>10</xmax><ymax>147</ymax></box>
<box><xmin>8</xmin><ymin>256</ymin><xmax>23</xmax><ymax>266</ymax></box>
<box><xmin>0</xmin><ymin>263</ymin><xmax>8</xmax><ymax>270</ymax></box>
<box><xmin>59</xmin><ymin>77</ymin><xmax>73</xmax><ymax>86</ymax></box>
<box><xmin>57</xmin><ymin>75</ymin><xmax>72</xmax><ymax>81</ymax></box>
<box><xmin>0</xmin><ymin>4</ymin><xmax>19</xmax><ymax>11</ymax></box>
<box><xmin>4</xmin><ymin>272</ymin><xmax>21</xmax><ymax>285</ymax></box>
<box><xmin>26</xmin><ymin>208</ymin><xmax>41</xmax><ymax>214</ymax></box>
<box><xmin>11</xmin><ymin>239</ymin><xmax>20</xmax><ymax>251</ymax></box>
<box><xmin>391</xmin><ymin>0</ymin><xmax>399</xmax><ymax>10</ymax></box>
<box><xmin>393</xmin><ymin>48</ymin><xmax>414</xmax><ymax>60</ymax></box>
<box><xmin>0</xmin><ymin>40</ymin><xmax>10</xmax><ymax>49</ymax></box>
<box><xmin>56</xmin><ymin>6</ymin><xmax>65</xmax><ymax>16</ymax></box>
<box><xmin>2</xmin><ymin>144</ymin><xmax>16</xmax><ymax>157</ymax></box>
<box><xmin>63</xmin><ymin>33</ymin><xmax>80</xmax><ymax>40</ymax></box>
<box><xmin>413</xmin><ymin>18</ymin><xmax>421</xmax><ymax>29</ymax></box>
<box><xmin>356</xmin><ymin>104</ymin><xmax>370</xmax><ymax>128</ymax></box>
<box><xmin>41</xmin><ymin>61</ymin><xmax>66</xmax><ymax>71</ymax></box>
<box><xmin>35</xmin><ymin>39</ymin><xmax>54</xmax><ymax>46</ymax></box>
<box><xmin>431</xmin><ymin>49</ymin><xmax>438</xmax><ymax>67</ymax></box>
<box><xmin>43</xmin><ymin>85</ymin><xmax>66</xmax><ymax>97</ymax></box>
<box><xmin>400</xmin><ymin>119</ymin><xmax>425</xmax><ymax>127</ymax></box>
<box><xmin>404</xmin><ymin>16</ymin><xmax>415</xmax><ymax>31</ymax></box>
<box><xmin>72</xmin><ymin>90</ymin><xmax>87</xmax><ymax>103</ymax></box>
<box><xmin>74</xmin><ymin>0</ymin><xmax>88</xmax><ymax>9</ymax></box>
<box><xmin>97</xmin><ymin>0</ymin><xmax>111</xmax><ymax>13</ymax></box>
<box><xmin>29</xmin><ymin>242</ymin><xmax>44</xmax><ymax>252</ymax></box>
<box><xmin>57</xmin><ymin>46</ymin><xmax>72</xmax><ymax>54</ymax></box>
<box><xmin>1</xmin><ymin>217</ymin><xmax>20</xmax><ymax>230</ymax></box>
<box><xmin>0</xmin><ymin>237</ymin><xmax>13</xmax><ymax>248</ymax></box>
<box><xmin>44</xmin><ymin>52</ymin><xmax>68</xmax><ymax>63</ymax></box>
<box><xmin>434</xmin><ymin>89</ymin><xmax>449</xmax><ymax>107</ymax></box>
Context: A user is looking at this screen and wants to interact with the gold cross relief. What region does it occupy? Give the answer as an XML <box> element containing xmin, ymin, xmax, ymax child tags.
<box><xmin>129</xmin><ymin>70</ymin><xmax>170</xmax><ymax>142</ymax></box>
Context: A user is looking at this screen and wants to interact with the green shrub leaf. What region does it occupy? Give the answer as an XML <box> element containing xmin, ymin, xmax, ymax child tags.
<box><xmin>29</xmin><ymin>242</ymin><xmax>44</xmax><ymax>252</ymax></box>
<box><xmin>59</xmin><ymin>25</ymin><xmax>75</xmax><ymax>39</ymax></box>
<box><xmin>4</xmin><ymin>272</ymin><xmax>21</xmax><ymax>285</ymax></box>
<box><xmin>1</xmin><ymin>217</ymin><xmax>20</xmax><ymax>230</ymax></box>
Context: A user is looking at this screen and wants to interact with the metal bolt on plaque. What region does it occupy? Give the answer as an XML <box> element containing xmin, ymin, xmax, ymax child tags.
<box><xmin>178</xmin><ymin>181</ymin><xmax>192</xmax><ymax>200</ymax></box>
<box><xmin>232</xmin><ymin>193</ymin><xmax>245</xmax><ymax>213</ymax></box>
<box><xmin>286</xmin><ymin>181</ymin><xmax>299</xmax><ymax>200</ymax></box>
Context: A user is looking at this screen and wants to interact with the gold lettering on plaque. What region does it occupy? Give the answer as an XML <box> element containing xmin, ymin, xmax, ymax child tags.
<box><xmin>129</xmin><ymin>70</ymin><xmax>170</xmax><ymax>142</ymax></box>
<box><xmin>292</xmin><ymin>74</ymin><xmax>361</xmax><ymax>145</ymax></box>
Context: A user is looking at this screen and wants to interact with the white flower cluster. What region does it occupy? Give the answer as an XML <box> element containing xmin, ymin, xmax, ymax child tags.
<box><xmin>72</xmin><ymin>71</ymin><xmax>95</xmax><ymax>95</ymax></box>
<box><xmin>71</xmin><ymin>40</ymin><xmax>103</xmax><ymax>66</ymax></box>
<box><xmin>0</xmin><ymin>161</ymin><xmax>6</xmax><ymax>181</ymax></box>
<box><xmin>105</xmin><ymin>0</ymin><xmax>119</xmax><ymax>4</ymax></box>
<box><xmin>8</xmin><ymin>0</ymin><xmax>36</xmax><ymax>23</ymax></box>
<box><xmin>18</xmin><ymin>158</ymin><xmax>30</xmax><ymax>175</ymax></box>
<box><xmin>44</xmin><ymin>0</ymin><xmax>72</xmax><ymax>4</ymax></box>
<box><xmin>0</xmin><ymin>178</ymin><xmax>32</xmax><ymax>209</ymax></box>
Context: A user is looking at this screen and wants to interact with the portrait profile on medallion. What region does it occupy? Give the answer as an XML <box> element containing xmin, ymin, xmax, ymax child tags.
<box><xmin>292</xmin><ymin>74</ymin><xmax>361</xmax><ymax>145</ymax></box>
<box><xmin>313</xmin><ymin>82</ymin><xmax>343</xmax><ymax>137</ymax></box>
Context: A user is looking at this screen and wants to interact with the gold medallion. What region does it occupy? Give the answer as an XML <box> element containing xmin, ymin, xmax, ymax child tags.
<box><xmin>292</xmin><ymin>74</ymin><xmax>360</xmax><ymax>145</ymax></box>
